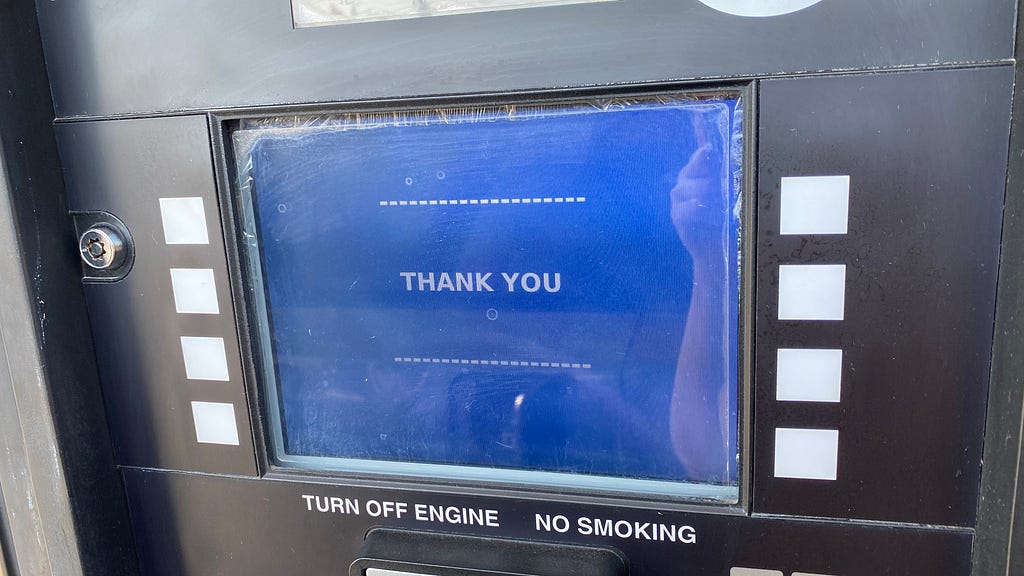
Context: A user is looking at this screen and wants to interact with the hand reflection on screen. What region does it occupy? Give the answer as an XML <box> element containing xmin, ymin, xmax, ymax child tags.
<box><xmin>439</xmin><ymin>115</ymin><xmax>738</xmax><ymax>483</ymax></box>
<box><xmin>668</xmin><ymin>122</ymin><xmax>734</xmax><ymax>483</ymax></box>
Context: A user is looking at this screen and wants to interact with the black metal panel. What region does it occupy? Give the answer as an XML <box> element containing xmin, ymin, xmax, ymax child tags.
<box><xmin>753</xmin><ymin>68</ymin><xmax>1013</xmax><ymax>526</ymax></box>
<box><xmin>55</xmin><ymin>116</ymin><xmax>257</xmax><ymax>476</ymax></box>
<box><xmin>123</xmin><ymin>467</ymin><xmax>973</xmax><ymax>576</ymax></box>
<box><xmin>33</xmin><ymin>0</ymin><xmax>1015</xmax><ymax>119</ymax></box>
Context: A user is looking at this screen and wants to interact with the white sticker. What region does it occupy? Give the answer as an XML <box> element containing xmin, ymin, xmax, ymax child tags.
<box><xmin>776</xmin><ymin>348</ymin><xmax>843</xmax><ymax>403</ymax></box>
<box><xmin>159</xmin><ymin>197</ymin><xmax>210</xmax><ymax>245</ymax></box>
<box><xmin>730</xmin><ymin>569</ymin><xmax>784</xmax><ymax>576</ymax></box>
<box><xmin>366</xmin><ymin>569</ymin><xmax>438</xmax><ymax>576</ymax></box>
<box><xmin>191</xmin><ymin>402</ymin><xmax>240</xmax><ymax>445</ymax></box>
<box><xmin>180</xmin><ymin>336</ymin><xmax>230</xmax><ymax>381</ymax></box>
<box><xmin>778</xmin><ymin>264</ymin><xmax>846</xmax><ymax>321</ymax></box>
<box><xmin>170</xmin><ymin>268</ymin><xmax>220</xmax><ymax>315</ymax></box>
<box><xmin>774</xmin><ymin>428</ymin><xmax>839</xmax><ymax>480</ymax></box>
<box><xmin>780</xmin><ymin>175</ymin><xmax>850</xmax><ymax>235</ymax></box>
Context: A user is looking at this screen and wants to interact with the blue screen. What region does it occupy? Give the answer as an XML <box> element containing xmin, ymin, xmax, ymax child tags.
<box><xmin>241</xmin><ymin>97</ymin><xmax>743</xmax><ymax>492</ymax></box>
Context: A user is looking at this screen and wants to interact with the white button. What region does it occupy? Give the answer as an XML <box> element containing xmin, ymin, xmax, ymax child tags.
<box><xmin>180</xmin><ymin>336</ymin><xmax>230</xmax><ymax>381</ymax></box>
<box><xmin>730</xmin><ymin>569</ymin><xmax>783</xmax><ymax>576</ymax></box>
<box><xmin>774</xmin><ymin>428</ymin><xmax>839</xmax><ymax>481</ymax></box>
<box><xmin>159</xmin><ymin>197</ymin><xmax>210</xmax><ymax>245</ymax></box>
<box><xmin>776</xmin><ymin>349</ymin><xmax>843</xmax><ymax>403</ymax></box>
<box><xmin>367</xmin><ymin>570</ymin><xmax>437</xmax><ymax>576</ymax></box>
<box><xmin>191</xmin><ymin>401</ymin><xmax>240</xmax><ymax>445</ymax></box>
<box><xmin>169</xmin><ymin>268</ymin><xmax>219</xmax><ymax>315</ymax></box>
<box><xmin>778</xmin><ymin>264</ymin><xmax>846</xmax><ymax>321</ymax></box>
<box><xmin>780</xmin><ymin>175</ymin><xmax>850</xmax><ymax>235</ymax></box>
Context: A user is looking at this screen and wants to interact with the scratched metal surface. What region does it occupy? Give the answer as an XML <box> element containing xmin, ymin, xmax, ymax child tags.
<box><xmin>34</xmin><ymin>0</ymin><xmax>1015</xmax><ymax>118</ymax></box>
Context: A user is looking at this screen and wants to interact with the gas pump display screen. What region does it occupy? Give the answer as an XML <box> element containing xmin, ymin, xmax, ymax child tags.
<box><xmin>236</xmin><ymin>95</ymin><xmax>744</xmax><ymax>499</ymax></box>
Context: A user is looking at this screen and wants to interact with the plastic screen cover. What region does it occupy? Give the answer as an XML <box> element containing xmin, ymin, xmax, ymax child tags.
<box><xmin>235</xmin><ymin>95</ymin><xmax>743</xmax><ymax>500</ymax></box>
<box><xmin>291</xmin><ymin>0</ymin><xmax>613</xmax><ymax>27</ymax></box>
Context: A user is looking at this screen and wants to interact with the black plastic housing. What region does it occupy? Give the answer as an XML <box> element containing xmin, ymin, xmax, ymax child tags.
<box><xmin>351</xmin><ymin>529</ymin><xmax>627</xmax><ymax>576</ymax></box>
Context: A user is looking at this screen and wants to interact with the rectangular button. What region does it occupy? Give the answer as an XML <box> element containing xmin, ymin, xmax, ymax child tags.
<box><xmin>780</xmin><ymin>175</ymin><xmax>850</xmax><ymax>235</ymax></box>
<box><xmin>730</xmin><ymin>569</ymin><xmax>783</xmax><ymax>576</ymax></box>
<box><xmin>191</xmin><ymin>401</ymin><xmax>240</xmax><ymax>446</ymax></box>
<box><xmin>180</xmin><ymin>336</ymin><xmax>230</xmax><ymax>381</ymax></box>
<box><xmin>776</xmin><ymin>348</ymin><xmax>843</xmax><ymax>403</ymax></box>
<box><xmin>778</xmin><ymin>264</ymin><xmax>846</xmax><ymax>321</ymax></box>
<box><xmin>367</xmin><ymin>570</ymin><xmax>437</xmax><ymax>576</ymax></box>
<box><xmin>159</xmin><ymin>197</ymin><xmax>210</xmax><ymax>245</ymax></box>
<box><xmin>774</xmin><ymin>428</ymin><xmax>840</xmax><ymax>481</ymax></box>
<box><xmin>170</xmin><ymin>268</ymin><xmax>220</xmax><ymax>314</ymax></box>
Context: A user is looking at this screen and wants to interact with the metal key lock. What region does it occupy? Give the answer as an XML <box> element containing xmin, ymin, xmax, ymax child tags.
<box><xmin>79</xmin><ymin>224</ymin><xmax>127</xmax><ymax>271</ymax></box>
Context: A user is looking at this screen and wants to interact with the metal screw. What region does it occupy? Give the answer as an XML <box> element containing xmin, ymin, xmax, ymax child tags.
<box><xmin>79</xmin><ymin>226</ymin><xmax>125</xmax><ymax>270</ymax></box>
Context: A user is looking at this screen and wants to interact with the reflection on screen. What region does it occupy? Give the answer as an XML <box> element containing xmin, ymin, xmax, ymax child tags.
<box><xmin>292</xmin><ymin>0</ymin><xmax>611</xmax><ymax>27</ymax></box>
<box><xmin>237</xmin><ymin>96</ymin><xmax>743</xmax><ymax>499</ymax></box>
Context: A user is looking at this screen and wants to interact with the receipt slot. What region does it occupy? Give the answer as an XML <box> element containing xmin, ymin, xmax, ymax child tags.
<box><xmin>350</xmin><ymin>529</ymin><xmax>626</xmax><ymax>576</ymax></box>
<box><xmin>1</xmin><ymin>1</ymin><xmax>1024</xmax><ymax>576</ymax></box>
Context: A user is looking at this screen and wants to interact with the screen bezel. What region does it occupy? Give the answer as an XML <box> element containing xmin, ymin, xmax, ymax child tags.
<box><xmin>212</xmin><ymin>82</ymin><xmax>757</xmax><ymax>511</ymax></box>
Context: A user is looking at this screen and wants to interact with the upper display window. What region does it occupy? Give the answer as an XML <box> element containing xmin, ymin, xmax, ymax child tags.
<box><xmin>234</xmin><ymin>93</ymin><xmax>744</xmax><ymax>501</ymax></box>
<box><xmin>291</xmin><ymin>0</ymin><xmax>611</xmax><ymax>27</ymax></box>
